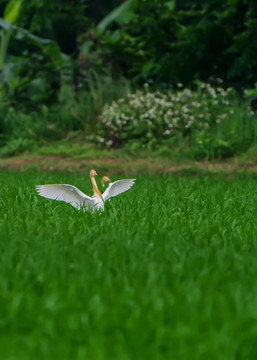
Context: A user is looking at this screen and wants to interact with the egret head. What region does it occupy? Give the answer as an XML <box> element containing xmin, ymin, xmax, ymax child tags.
<box><xmin>101</xmin><ymin>176</ymin><xmax>112</xmax><ymax>187</ymax></box>
<box><xmin>90</xmin><ymin>169</ymin><xmax>98</xmax><ymax>177</ymax></box>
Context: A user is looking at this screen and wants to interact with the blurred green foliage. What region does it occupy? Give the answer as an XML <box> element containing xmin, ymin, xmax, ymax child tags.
<box><xmin>0</xmin><ymin>0</ymin><xmax>257</xmax><ymax>158</ymax></box>
<box><xmin>94</xmin><ymin>0</ymin><xmax>257</xmax><ymax>88</ymax></box>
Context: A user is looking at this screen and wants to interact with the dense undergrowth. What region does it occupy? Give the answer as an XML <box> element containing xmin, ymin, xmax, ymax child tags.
<box><xmin>1</xmin><ymin>80</ymin><xmax>256</xmax><ymax>160</ymax></box>
<box><xmin>97</xmin><ymin>82</ymin><xmax>256</xmax><ymax>159</ymax></box>
<box><xmin>1</xmin><ymin>0</ymin><xmax>257</xmax><ymax>161</ymax></box>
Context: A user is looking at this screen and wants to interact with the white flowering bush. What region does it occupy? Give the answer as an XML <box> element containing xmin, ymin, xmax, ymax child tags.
<box><xmin>96</xmin><ymin>83</ymin><xmax>255</xmax><ymax>156</ymax></box>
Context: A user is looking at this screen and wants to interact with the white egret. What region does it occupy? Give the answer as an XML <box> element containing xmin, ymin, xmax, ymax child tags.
<box><xmin>101</xmin><ymin>176</ymin><xmax>112</xmax><ymax>187</ymax></box>
<box><xmin>36</xmin><ymin>169</ymin><xmax>135</xmax><ymax>212</ymax></box>
<box><xmin>100</xmin><ymin>175</ymin><xmax>136</xmax><ymax>203</ymax></box>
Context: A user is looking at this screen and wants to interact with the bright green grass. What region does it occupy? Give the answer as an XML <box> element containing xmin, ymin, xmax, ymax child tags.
<box><xmin>0</xmin><ymin>170</ymin><xmax>257</xmax><ymax>360</ymax></box>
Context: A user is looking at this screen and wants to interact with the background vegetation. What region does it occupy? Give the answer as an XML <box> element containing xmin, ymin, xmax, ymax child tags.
<box><xmin>0</xmin><ymin>0</ymin><xmax>257</xmax><ymax>158</ymax></box>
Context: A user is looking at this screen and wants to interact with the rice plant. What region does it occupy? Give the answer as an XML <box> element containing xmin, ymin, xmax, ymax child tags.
<box><xmin>0</xmin><ymin>170</ymin><xmax>257</xmax><ymax>359</ymax></box>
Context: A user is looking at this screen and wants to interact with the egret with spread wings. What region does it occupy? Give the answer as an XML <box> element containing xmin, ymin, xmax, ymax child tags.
<box><xmin>36</xmin><ymin>170</ymin><xmax>135</xmax><ymax>212</ymax></box>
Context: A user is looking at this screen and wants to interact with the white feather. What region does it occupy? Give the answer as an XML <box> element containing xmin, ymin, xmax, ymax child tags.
<box><xmin>102</xmin><ymin>179</ymin><xmax>136</xmax><ymax>202</ymax></box>
<box><xmin>36</xmin><ymin>177</ymin><xmax>136</xmax><ymax>212</ymax></box>
<box><xmin>36</xmin><ymin>184</ymin><xmax>95</xmax><ymax>210</ymax></box>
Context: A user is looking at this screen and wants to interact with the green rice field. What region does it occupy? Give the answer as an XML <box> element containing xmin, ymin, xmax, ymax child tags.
<box><xmin>0</xmin><ymin>170</ymin><xmax>257</xmax><ymax>360</ymax></box>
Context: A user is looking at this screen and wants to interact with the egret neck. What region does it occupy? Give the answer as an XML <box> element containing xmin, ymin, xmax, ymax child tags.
<box><xmin>90</xmin><ymin>170</ymin><xmax>102</xmax><ymax>198</ymax></box>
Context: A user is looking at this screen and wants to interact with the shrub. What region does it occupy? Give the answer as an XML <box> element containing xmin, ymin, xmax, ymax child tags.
<box><xmin>96</xmin><ymin>83</ymin><xmax>256</xmax><ymax>158</ymax></box>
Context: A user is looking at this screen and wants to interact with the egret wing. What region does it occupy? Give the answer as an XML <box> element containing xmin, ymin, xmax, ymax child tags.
<box><xmin>102</xmin><ymin>179</ymin><xmax>136</xmax><ymax>202</ymax></box>
<box><xmin>36</xmin><ymin>184</ymin><xmax>94</xmax><ymax>210</ymax></box>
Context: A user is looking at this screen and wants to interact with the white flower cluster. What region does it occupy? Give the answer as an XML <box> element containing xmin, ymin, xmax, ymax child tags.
<box><xmin>97</xmin><ymin>83</ymin><xmax>252</xmax><ymax>147</ymax></box>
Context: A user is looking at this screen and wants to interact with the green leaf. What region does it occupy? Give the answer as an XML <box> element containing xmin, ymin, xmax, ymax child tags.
<box><xmin>166</xmin><ymin>1</ymin><xmax>175</xmax><ymax>11</ymax></box>
<box><xmin>0</xmin><ymin>19</ymin><xmax>11</xmax><ymax>30</ymax></box>
<box><xmin>0</xmin><ymin>19</ymin><xmax>68</xmax><ymax>66</ymax></box>
<box><xmin>4</xmin><ymin>0</ymin><xmax>23</xmax><ymax>24</ymax></box>
<box><xmin>227</xmin><ymin>0</ymin><xmax>239</xmax><ymax>6</ymax></box>
<box><xmin>80</xmin><ymin>40</ymin><xmax>93</xmax><ymax>55</ymax></box>
<box><xmin>142</xmin><ymin>60</ymin><xmax>154</xmax><ymax>75</ymax></box>
<box><xmin>244</xmin><ymin>83</ymin><xmax>257</xmax><ymax>98</ymax></box>
<box><xmin>97</xmin><ymin>0</ymin><xmax>136</xmax><ymax>32</ymax></box>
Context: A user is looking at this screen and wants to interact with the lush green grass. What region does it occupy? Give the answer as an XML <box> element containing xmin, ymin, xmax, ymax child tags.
<box><xmin>0</xmin><ymin>170</ymin><xmax>257</xmax><ymax>359</ymax></box>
